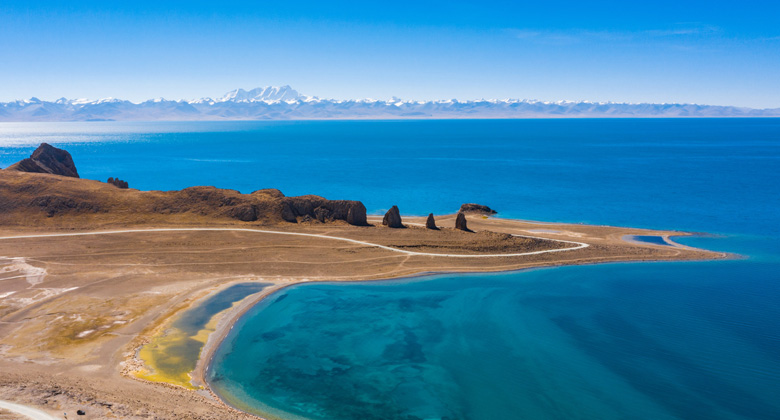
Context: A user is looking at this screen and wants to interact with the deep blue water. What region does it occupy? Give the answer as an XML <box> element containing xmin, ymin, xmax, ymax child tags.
<box><xmin>1</xmin><ymin>119</ymin><xmax>779</xmax><ymax>419</ymax></box>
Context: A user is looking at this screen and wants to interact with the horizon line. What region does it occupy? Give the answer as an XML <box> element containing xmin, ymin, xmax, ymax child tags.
<box><xmin>4</xmin><ymin>87</ymin><xmax>779</xmax><ymax>111</ymax></box>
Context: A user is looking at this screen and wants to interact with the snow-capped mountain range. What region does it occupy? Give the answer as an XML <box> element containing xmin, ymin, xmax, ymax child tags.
<box><xmin>2</xmin><ymin>86</ymin><xmax>778</xmax><ymax>121</ymax></box>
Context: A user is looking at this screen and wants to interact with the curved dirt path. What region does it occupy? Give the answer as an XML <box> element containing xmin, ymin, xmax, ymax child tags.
<box><xmin>0</xmin><ymin>400</ymin><xmax>57</xmax><ymax>420</ymax></box>
<box><xmin>0</xmin><ymin>227</ymin><xmax>588</xmax><ymax>258</ymax></box>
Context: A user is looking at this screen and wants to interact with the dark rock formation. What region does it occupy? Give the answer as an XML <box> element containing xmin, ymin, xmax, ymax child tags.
<box><xmin>347</xmin><ymin>204</ymin><xmax>368</xmax><ymax>226</ymax></box>
<box><xmin>459</xmin><ymin>203</ymin><xmax>497</xmax><ymax>215</ymax></box>
<box><xmin>226</xmin><ymin>204</ymin><xmax>258</xmax><ymax>222</ymax></box>
<box><xmin>280</xmin><ymin>196</ymin><xmax>368</xmax><ymax>226</ymax></box>
<box><xmin>314</xmin><ymin>206</ymin><xmax>330</xmax><ymax>222</ymax></box>
<box><xmin>382</xmin><ymin>205</ymin><xmax>403</xmax><ymax>228</ymax></box>
<box><xmin>107</xmin><ymin>177</ymin><xmax>129</xmax><ymax>189</ymax></box>
<box><xmin>280</xmin><ymin>201</ymin><xmax>296</xmax><ymax>222</ymax></box>
<box><xmin>5</xmin><ymin>143</ymin><xmax>80</xmax><ymax>178</ymax></box>
<box><xmin>425</xmin><ymin>213</ymin><xmax>438</xmax><ymax>230</ymax></box>
<box><xmin>141</xmin><ymin>187</ymin><xmax>367</xmax><ymax>225</ymax></box>
<box><xmin>455</xmin><ymin>212</ymin><xmax>471</xmax><ymax>232</ymax></box>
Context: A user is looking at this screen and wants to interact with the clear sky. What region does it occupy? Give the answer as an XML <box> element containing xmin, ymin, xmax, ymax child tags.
<box><xmin>2</xmin><ymin>1</ymin><xmax>779</xmax><ymax>107</ymax></box>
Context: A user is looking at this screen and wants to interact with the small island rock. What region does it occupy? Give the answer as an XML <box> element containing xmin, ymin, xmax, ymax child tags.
<box><xmin>382</xmin><ymin>205</ymin><xmax>404</xmax><ymax>228</ymax></box>
<box><xmin>459</xmin><ymin>203</ymin><xmax>497</xmax><ymax>215</ymax></box>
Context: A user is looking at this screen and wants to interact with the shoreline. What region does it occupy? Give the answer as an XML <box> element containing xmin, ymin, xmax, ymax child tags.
<box><xmin>120</xmin><ymin>222</ymin><xmax>593</xmax><ymax>392</ymax></box>
<box><xmin>182</xmin><ymin>225</ymin><xmax>729</xmax><ymax>419</ymax></box>
<box><xmin>0</xmin><ymin>215</ymin><xmax>727</xmax><ymax>419</ymax></box>
<box><xmin>196</xmin><ymin>251</ymin><xmax>735</xmax><ymax>420</ymax></box>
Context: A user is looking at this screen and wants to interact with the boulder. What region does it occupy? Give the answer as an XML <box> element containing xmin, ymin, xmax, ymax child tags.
<box><xmin>382</xmin><ymin>205</ymin><xmax>403</xmax><ymax>228</ymax></box>
<box><xmin>425</xmin><ymin>213</ymin><xmax>438</xmax><ymax>230</ymax></box>
<box><xmin>346</xmin><ymin>203</ymin><xmax>368</xmax><ymax>226</ymax></box>
<box><xmin>455</xmin><ymin>212</ymin><xmax>471</xmax><ymax>232</ymax></box>
<box><xmin>459</xmin><ymin>203</ymin><xmax>497</xmax><ymax>215</ymax></box>
<box><xmin>5</xmin><ymin>143</ymin><xmax>80</xmax><ymax>178</ymax></box>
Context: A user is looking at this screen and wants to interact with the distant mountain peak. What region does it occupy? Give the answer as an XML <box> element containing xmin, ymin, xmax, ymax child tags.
<box><xmin>1</xmin><ymin>86</ymin><xmax>779</xmax><ymax>121</ymax></box>
<box><xmin>217</xmin><ymin>86</ymin><xmax>303</xmax><ymax>103</ymax></box>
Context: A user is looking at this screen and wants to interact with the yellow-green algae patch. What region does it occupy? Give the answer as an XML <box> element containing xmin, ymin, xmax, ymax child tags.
<box><xmin>137</xmin><ymin>311</ymin><xmax>221</xmax><ymax>388</ymax></box>
<box><xmin>135</xmin><ymin>283</ymin><xmax>269</xmax><ymax>389</ymax></box>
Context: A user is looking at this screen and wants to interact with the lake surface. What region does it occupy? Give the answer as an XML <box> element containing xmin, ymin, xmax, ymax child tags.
<box><xmin>210</xmin><ymin>261</ymin><xmax>780</xmax><ymax>420</ymax></box>
<box><xmin>1</xmin><ymin>119</ymin><xmax>779</xmax><ymax>419</ymax></box>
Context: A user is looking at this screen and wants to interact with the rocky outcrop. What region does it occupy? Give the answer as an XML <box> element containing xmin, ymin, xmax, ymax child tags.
<box><xmin>459</xmin><ymin>203</ymin><xmax>497</xmax><ymax>215</ymax></box>
<box><xmin>455</xmin><ymin>212</ymin><xmax>471</xmax><ymax>232</ymax></box>
<box><xmin>5</xmin><ymin>143</ymin><xmax>80</xmax><ymax>178</ymax></box>
<box><xmin>425</xmin><ymin>213</ymin><xmax>438</xmax><ymax>230</ymax></box>
<box><xmin>280</xmin><ymin>196</ymin><xmax>368</xmax><ymax>226</ymax></box>
<box><xmin>226</xmin><ymin>204</ymin><xmax>258</xmax><ymax>222</ymax></box>
<box><xmin>314</xmin><ymin>207</ymin><xmax>330</xmax><ymax>222</ymax></box>
<box><xmin>107</xmin><ymin>177</ymin><xmax>129</xmax><ymax>189</ymax></box>
<box><xmin>382</xmin><ymin>205</ymin><xmax>403</xmax><ymax>228</ymax></box>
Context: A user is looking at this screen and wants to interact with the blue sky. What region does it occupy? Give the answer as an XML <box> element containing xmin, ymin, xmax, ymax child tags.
<box><xmin>2</xmin><ymin>1</ymin><xmax>779</xmax><ymax>107</ymax></box>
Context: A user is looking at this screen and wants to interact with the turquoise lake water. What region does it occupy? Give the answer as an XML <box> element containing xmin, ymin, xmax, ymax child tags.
<box><xmin>1</xmin><ymin>119</ymin><xmax>779</xmax><ymax>419</ymax></box>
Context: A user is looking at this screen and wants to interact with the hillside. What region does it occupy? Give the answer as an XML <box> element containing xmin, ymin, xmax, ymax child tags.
<box><xmin>0</xmin><ymin>170</ymin><xmax>367</xmax><ymax>228</ymax></box>
<box><xmin>0</xmin><ymin>144</ymin><xmax>368</xmax><ymax>228</ymax></box>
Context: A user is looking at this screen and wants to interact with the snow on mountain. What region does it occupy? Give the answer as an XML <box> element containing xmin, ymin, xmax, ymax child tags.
<box><xmin>1</xmin><ymin>86</ymin><xmax>779</xmax><ymax>121</ymax></box>
<box><xmin>217</xmin><ymin>85</ymin><xmax>303</xmax><ymax>103</ymax></box>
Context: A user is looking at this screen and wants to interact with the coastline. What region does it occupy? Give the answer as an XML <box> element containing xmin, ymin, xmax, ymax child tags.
<box><xmin>0</xmin><ymin>214</ymin><xmax>727</xmax><ymax>419</ymax></box>
<box><xmin>182</xmin><ymin>220</ymin><xmax>728</xmax><ymax>419</ymax></box>
<box><xmin>197</xmin><ymin>257</ymin><xmax>735</xmax><ymax>420</ymax></box>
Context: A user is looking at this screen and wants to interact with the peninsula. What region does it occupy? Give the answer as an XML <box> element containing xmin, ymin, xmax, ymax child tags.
<box><xmin>0</xmin><ymin>145</ymin><xmax>725</xmax><ymax>419</ymax></box>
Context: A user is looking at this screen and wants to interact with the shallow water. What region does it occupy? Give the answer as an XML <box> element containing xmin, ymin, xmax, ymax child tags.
<box><xmin>627</xmin><ymin>235</ymin><xmax>671</xmax><ymax>246</ymax></box>
<box><xmin>208</xmin><ymin>258</ymin><xmax>780</xmax><ymax>420</ymax></box>
<box><xmin>138</xmin><ymin>282</ymin><xmax>268</xmax><ymax>388</ymax></box>
<box><xmin>2</xmin><ymin>119</ymin><xmax>779</xmax><ymax>419</ymax></box>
